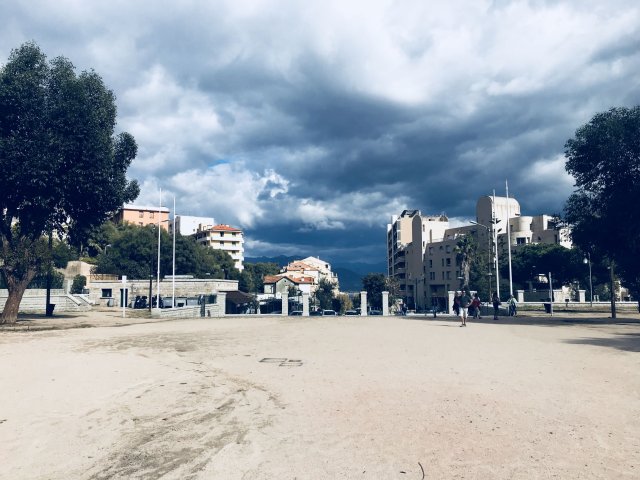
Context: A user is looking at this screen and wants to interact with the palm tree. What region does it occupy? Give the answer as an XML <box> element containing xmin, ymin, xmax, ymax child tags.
<box><xmin>455</xmin><ymin>234</ymin><xmax>476</xmax><ymax>291</ymax></box>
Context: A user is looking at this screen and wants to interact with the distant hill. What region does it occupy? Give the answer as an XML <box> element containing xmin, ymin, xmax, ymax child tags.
<box><xmin>244</xmin><ymin>256</ymin><xmax>386</xmax><ymax>292</ymax></box>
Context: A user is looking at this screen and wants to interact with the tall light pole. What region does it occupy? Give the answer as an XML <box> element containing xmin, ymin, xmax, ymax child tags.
<box><xmin>491</xmin><ymin>190</ymin><xmax>501</xmax><ymax>299</ymax></box>
<box><xmin>156</xmin><ymin>188</ymin><xmax>162</xmax><ymax>311</ymax></box>
<box><xmin>172</xmin><ymin>196</ymin><xmax>176</xmax><ymax>308</ymax></box>
<box><xmin>506</xmin><ymin>180</ymin><xmax>514</xmax><ymax>297</ymax></box>
<box><xmin>470</xmin><ymin>220</ymin><xmax>493</xmax><ymax>297</ymax></box>
<box><xmin>548</xmin><ymin>271</ymin><xmax>554</xmax><ymax>316</ymax></box>
<box><xmin>583</xmin><ymin>253</ymin><xmax>593</xmax><ymax>307</ymax></box>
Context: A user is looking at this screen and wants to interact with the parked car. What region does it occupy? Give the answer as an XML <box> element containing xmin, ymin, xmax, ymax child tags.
<box><xmin>369</xmin><ymin>309</ymin><xmax>383</xmax><ymax>315</ymax></box>
<box><xmin>344</xmin><ymin>310</ymin><xmax>358</xmax><ymax>316</ymax></box>
<box><xmin>310</xmin><ymin>310</ymin><xmax>323</xmax><ymax>316</ymax></box>
<box><xmin>290</xmin><ymin>310</ymin><xmax>303</xmax><ymax>316</ymax></box>
<box><xmin>322</xmin><ymin>309</ymin><xmax>338</xmax><ymax>316</ymax></box>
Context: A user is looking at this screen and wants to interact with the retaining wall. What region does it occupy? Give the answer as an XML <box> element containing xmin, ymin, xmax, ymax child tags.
<box><xmin>0</xmin><ymin>289</ymin><xmax>92</xmax><ymax>313</ymax></box>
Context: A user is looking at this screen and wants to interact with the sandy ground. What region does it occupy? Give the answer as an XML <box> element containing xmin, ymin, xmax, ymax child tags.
<box><xmin>1</xmin><ymin>312</ymin><xmax>639</xmax><ymax>479</ymax></box>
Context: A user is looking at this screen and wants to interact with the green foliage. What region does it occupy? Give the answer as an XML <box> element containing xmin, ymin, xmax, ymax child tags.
<box><xmin>0</xmin><ymin>42</ymin><xmax>138</xmax><ymax>322</ymax></box>
<box><xmin>336</xmin><ymin>293</ymin><xmax>353</xmax><ymax>314</ymax></box>
<box><xmin>52</xmin><ymin>240</ymin><xmax>79</xmax><ymax>269</ymax></box>
<box><xmin>315</xmin><ymin>278</ymin><xmax>335</xmax><ymax>309</ymax></box>
<box><xmin>362</xmin><ymin>273</ymin><xmax>386</xmax><ymax>309</ymax></box>
<box><xmin>239</xmin><ymin>262</ymin><xmax>280</xmax><ymax>293</ymax></box>
<box><xmin>455</xmin><ymin>235</ymin><xmax>476</xmax><ymax>290</ymax></box>
<box><xmin>564</xmin><ymin>106</ymin><xmax>640</xmax><ymax>295</ymax></box>
<box><xmin>71</xmin><ymin>275</ymin><xmax>87</xmax><ymax>294</ymax></box>
<box><xmin>469</xmin><ymin>249</ymin><xmax>491</xmax><ymax>299</ymax></box>
<box><xmin>93</xmin><ymin>223</ymin><xmax>239</xmax><ymax>279</ymax></box>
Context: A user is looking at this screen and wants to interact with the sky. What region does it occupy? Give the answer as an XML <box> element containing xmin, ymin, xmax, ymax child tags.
<box><xmin>2</xmin><ymin>0</ymin><xmax>639</xmax><ymax>267</ymax></box>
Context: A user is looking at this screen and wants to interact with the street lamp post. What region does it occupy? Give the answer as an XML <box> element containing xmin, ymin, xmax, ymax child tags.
<box><xmin>470</xmin><ymin>220</ymin><xmax>496</xmax><ymax>298</ymax></box>
<box><xmin>548</xmin><ymin>271</ymin><xmax>554</xmax><ymax>316</ymax></box>
<box><xmin>583</xmin><ymin>253</ymin><xmax>593</xmax><ymax>307</ymax></box>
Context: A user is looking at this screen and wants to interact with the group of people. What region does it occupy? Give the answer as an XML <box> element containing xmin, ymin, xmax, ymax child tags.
<box><xmin>452</xmin><ymin>291</ymin><xmax>518</xmax><ymax>326</ymax></box>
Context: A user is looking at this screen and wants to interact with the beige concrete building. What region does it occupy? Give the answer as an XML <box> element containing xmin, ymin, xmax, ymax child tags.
<box><xmin>388</xmin><ymin>195</ymin><xmax>571</xmax><ymax>311</ymax></box>
<box><xmin>193</xmin><ymin>224</ymin><xmax>245</xmax><ymax>271</ymax></box>
<box><xmin>115</xmin><ymin>204</ymin><xmax>170</xmax><ymax>230</ymax></box>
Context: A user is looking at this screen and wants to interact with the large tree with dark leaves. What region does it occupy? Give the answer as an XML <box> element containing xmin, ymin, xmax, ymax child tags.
<box><xmin>564</xmin><ymin>106</ymin><xmax>640</xmax><ymax>313</ymax></box>
<box><xmin>0</xmin><ymin>43</ymin><xmax>139</xmax><ymax>323</ymax></box>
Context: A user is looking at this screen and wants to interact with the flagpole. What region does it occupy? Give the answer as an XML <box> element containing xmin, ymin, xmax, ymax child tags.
<box><xmin>156</xmin><ymin>188</ymin><xmax>163</xmax><ymax>311</ymax></box>
<box><xmin>172</xmin><ymin>195</ymin><xmax>176</xmax><ymax>308</ymax></box>
<box><xmin>506</xmin><ymin>180</ymin><xmax>514</xmax><ymax>297</ymax></box>
<box><xmin>493</xmin><ymin>189</ymin><xmax>500</xmax><ymax>298</ymax></box>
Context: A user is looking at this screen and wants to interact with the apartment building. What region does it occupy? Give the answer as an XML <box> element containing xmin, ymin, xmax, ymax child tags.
<box><xmin>116</xmin><ymin>204</ymin><xmax>170</xmax><ymax>230</ymax></box>
<box><xmin>387</xmin><ymin>210</ymin><xmax>449</xmax><ymax>306</ymax></box>
<box><xmin>388</xmin><ymin>195</ymin><xmax>571</xmax><ymax>311</ymax></box>
<box><xmin>193</xmin><ymin>224</ymin><xmax>245</xmax><ymax>271</ymax></box>
<box><xmin>263</xmin><ymin>256</ymin><xmax>340</xmax><ymax>296</ymax></box>
<box><xmin>171</xmin><ymin>215</ymin><xmax>215</xmax><ymax>236</ymax></box>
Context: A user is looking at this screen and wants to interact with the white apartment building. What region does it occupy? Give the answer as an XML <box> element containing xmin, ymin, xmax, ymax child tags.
<box><xmin>263</xmin><ymin>256</ymin><xmax>340</xmax><ymax>296</ymax></box>
<box><xmin>193</xmin><ymin>224</ymin><xmax>245</xmax><ymax>271</ymax></box>
<box><xmin>172</xmin><ymin>215</ymin><xmax>215</xmax><ymax>236</ymax></box>
<box><xmin>388</xmin><ymin>195</ymin><xmax>571</xmax><ymax>311</ymax></box>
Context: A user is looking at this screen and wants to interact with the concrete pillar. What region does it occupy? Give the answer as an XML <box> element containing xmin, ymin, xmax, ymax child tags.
<box><xmin>516</xmin><ymin>289</ymin><xmax>524</xmax><ymax>303</ymax></box>
<box><xmin>360</xmin><ymin>291</ymin><xmax>367</xmax><ymax>316</ymax></box>
<box><xmin>578</xmin><ymin>290</ymin><xmax>586</xmax><ymax>303</ymax></box>
<box><xmin>382</xmin><ymin>291</ymin><xmax>389</xmax><ymax>316</ymax></box>
<box><xmin>281</xmin><ymin>294</ymin><xmax>288</xmax><ymax>316</ymax></box>
<box><xmin>302</xmin><ymin>292</ymin><xmax>310</xmax><ymax>316</ymax></box>
<box><xmin>448</xmin><ymin>290</ymin><xmax>455</xmax><ymax>314</ymax></box>
<box><xmin>217</xmin><ymin>292</ymin><xmax>226</xmax><ymax>316</ymax></box>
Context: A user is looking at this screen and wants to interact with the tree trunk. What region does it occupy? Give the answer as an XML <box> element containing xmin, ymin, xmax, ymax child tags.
<box><xmin>1</xmin><ymin>270</ymin><xmax>36</xmax><ymax>325</ymax></box>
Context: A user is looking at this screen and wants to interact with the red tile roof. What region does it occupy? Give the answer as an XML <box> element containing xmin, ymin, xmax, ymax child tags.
<box><xmin>211</xmin><ymin>224</ymin><xmax>242</xmax><ymax>232</ymax></box>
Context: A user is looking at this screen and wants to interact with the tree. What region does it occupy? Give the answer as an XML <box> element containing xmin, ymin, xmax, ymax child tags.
<box><xmin>362</xmin><ymin>273</ymin><xmax>386</xmax><ymax>310</ymax></box>
<box><xmin>315</xmin><ymin>278</ymin><xmax>335</xmax><ymax>309</ymax></box>
<box><xmin>0</xmin><ymin>43</ymin><xmax>139</xmax><ymax>324</ymax></box>
<box><xmin>564</xmin><ymin>106</ymin><xmax>640</xmax><ymax>314</ymax></box>
<box><xmin>70</xmin><ymin>275</ymin><xmax>87</xmax><ymax>294</ymax></box>
<box><xmin>455</xmin><ymin>235</ymin><xmax>476</xmax><ymax>291</ymax></box>
<box><xmin>93</xmin><ymin>223</ymin><xmax>238</xmax><ymax>280</ymax></box>
<box><xmin>239</xmin><ymin>262</ymin><xmax>280</xmax><ymax>293</ymax></box>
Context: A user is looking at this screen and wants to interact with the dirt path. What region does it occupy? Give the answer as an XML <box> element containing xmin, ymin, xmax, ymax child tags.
<box><xmin>1</xmin><ymin>314</ymin><xmax>638</xmax><ymax>479</ymax></box>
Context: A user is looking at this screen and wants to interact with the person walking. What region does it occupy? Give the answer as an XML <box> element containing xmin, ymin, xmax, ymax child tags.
<box><xmin>508</xmin><ymin>295</ymin><xmax>518</xmax><ymax>316</ymax></box>
<box><xmin>459</xmin><ymin>290</ymin><xmax>472</xmax><ymax>327</ymax></box>
<box><xmin>471</xmin><ymin>293</ymin><xmax>482</xmax><ymax>319</ymax></box>
<box><xmin>453</xmin><ymin>291</ymin><xmax>461</xmax><ymax>317</ymax></box>
<box><xmin>492</xmin><ymin>291</ymin><xmax>501</xmax><ymax>320</ymax></box>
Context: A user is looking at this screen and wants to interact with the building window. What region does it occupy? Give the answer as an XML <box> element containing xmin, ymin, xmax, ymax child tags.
<box><xmin>150</xmin><ymin>211</ymin><xmax>154</xmax><ymax>219</ymax></box>
<box><xmin>138</xmin><ymin>211</ymin><xmax>143</xmax><ymax>218</ymax></box>
<box><xmin>441</xmin><ymin>259</ymin><xmax>445</xmax><ymax>267</ymax></box>
<box><xmin>428</xmin><ymin>247</ymin><xmax>434</xmax><ymax>255</ymax></box>
<box><xmin>430</xmin><ymin>272</ymin><xmax>435</xmax><ymax>280</ymax></box>
<box><xmin>441</xmin><ymin>272</ymin><xmax>445</xmax><ymax>280</ymax></box>
<box><xmin>101</xmin><ymin>289</ymin><xmax>113</xmax><ymax>298</ymax></box>
<box><xmin>429</xmin><ymin>260</ymin><xmax>432</xmax><ymax>268</ymax></box>
<box><xmin>516</xmin><ymin>237</ymin><xmax>526</xmax><ymax>245</ymax></box>
<box><xmin>446</xmin><ymin>258</ymin><xmax>451</xmax><ymax>267</ymax></box>
<box><xmin>446</xmin><ymin>245</ymin><xmax>451</xmax><ymax>253</ymax></box>
<box><xmin>446</xmin><ymin>271</ymin><xmax>451</xmax><ymax>280</ymax></box>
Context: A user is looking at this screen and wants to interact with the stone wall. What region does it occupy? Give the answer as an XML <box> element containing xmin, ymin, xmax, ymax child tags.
<box><xmin>0</xmin><ymin>289</ymin><xmax>92</xmax><ymax>313</ymax></box>
<box><xmin>88</xmin><ymin>278</ymin><xmax>239</xmax><ymax>307</ymax></box>
<box><xmin>153</xmin><ymin>302</ymin><xmax>222</xmax><ymax>319</ymax></box>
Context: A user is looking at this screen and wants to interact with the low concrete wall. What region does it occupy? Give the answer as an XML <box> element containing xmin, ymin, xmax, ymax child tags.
<box><xmin>153</xmin><ymin>302</ymin><xmax>222</xmax><ymax>319</ymax></box>
<box><xmin>88</xmin><ymin>278</ymin><xmax>239</xmax><ymax>307</ymax></box>
<box><xmin>0</xmin><ymin>289</ymin><xmax>92</xmax><ymax>313</ymax></box>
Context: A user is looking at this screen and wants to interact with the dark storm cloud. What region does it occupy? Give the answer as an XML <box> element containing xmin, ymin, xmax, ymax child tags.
<box><xmin>2</xmin><ymin>0</ymin><xmax>640</xmax><ymax>266</ymax></box>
